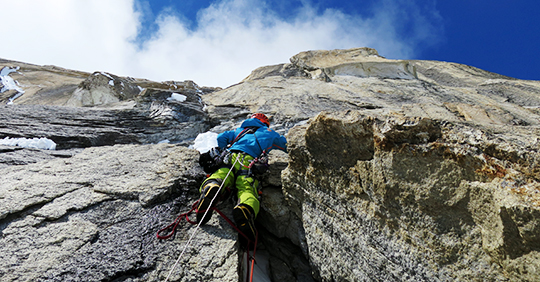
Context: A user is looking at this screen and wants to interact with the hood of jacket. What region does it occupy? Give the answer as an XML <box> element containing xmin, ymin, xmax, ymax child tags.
<box><xmin>240</xmin><ymin>118</ymin><xmax>268</xmax><ymax>128</ymax></box>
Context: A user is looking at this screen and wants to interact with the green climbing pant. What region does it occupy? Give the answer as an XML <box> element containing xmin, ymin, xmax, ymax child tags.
<box><xmin>200</xmin><ymin>152</ymin><xmax>260</xmax><ymax>217</ymax></box>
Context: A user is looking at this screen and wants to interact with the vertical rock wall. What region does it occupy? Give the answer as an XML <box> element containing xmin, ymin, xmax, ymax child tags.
<box><xmin>282</xmin><ymin>111</ymin><xmax>540</xmax><ymax>282</ymax></box>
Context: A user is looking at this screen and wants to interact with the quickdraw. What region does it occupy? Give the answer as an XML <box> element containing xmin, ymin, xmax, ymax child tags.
<box><xmin>155</xmin><ymin>194</ymin><xmax>230</xmax><ymax>240</ymax></box>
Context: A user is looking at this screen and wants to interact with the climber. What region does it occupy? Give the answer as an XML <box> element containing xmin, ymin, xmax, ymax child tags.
<box><xmin>196</xmin><ymin>113</ymin><xmax>287</xmax><ymax>245</ymax></box>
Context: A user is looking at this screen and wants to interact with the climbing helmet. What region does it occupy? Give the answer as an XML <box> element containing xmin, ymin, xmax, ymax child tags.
<box><xmin>251</xmin><ymin>113</ymin><xmax>270</xmax><ymax>127</ymax></box>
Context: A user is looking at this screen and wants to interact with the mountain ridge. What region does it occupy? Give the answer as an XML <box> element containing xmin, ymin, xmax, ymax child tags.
<box><xmin>1</xmin><ymin>47</ymin><xmax>540</xmax><ymax>281</ymax></box>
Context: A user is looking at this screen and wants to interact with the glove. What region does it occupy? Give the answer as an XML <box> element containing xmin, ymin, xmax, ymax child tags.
<box><xmin>208</xmin><ymin>147</ymin><xmax>222</xmax><ymax>159</ymax></box>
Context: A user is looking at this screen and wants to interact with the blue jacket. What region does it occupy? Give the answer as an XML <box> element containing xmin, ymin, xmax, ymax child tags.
<box><xmin>217</xmin><ymin>118</ymin><xmax>287</xmax><ymax>158</ymax></box>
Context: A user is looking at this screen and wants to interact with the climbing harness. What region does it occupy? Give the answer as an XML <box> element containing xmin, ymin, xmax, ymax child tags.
<box><xmin>248</xmin><ymin>151</ymin><xmax>269</xmax><ymax>177</ymax></box>
<box><xmin>158</xmin><ymin>155</ymin><xmax>260</xmax><ymax>282</ymax></box>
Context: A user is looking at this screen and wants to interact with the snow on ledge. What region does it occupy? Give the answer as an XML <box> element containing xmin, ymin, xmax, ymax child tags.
<box><xmin>167</xmin><ymin>93</ymin><xmax>187</xmax><ymax>102</ymax></box>
<box><xmin>0</xmin><ymin>137</ymin><xmax>57</xmax><ymax>150</ymax></box>
<box><xmin>191</xmin><ymin>132</ymin><xmax>218</xmax><ymax>153</ymax></box>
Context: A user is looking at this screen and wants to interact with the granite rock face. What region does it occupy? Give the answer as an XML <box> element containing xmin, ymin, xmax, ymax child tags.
<box><xmin>1</xmin><ymin>47</ymin><xmax>540</xmax><ymax>281</ymax></box>
<box><xmin>282</xmin><ymin>111</ymin><xmax>540</xmax><ymax>281</ymax></box>
<box><xmin>0</xmin><ymin>144</ymin><xmax>240</xmax><ymax>282</ymax></box>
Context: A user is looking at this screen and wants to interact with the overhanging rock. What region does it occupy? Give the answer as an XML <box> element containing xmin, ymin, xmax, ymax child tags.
<box><xmin>282</xmin><ymin>111</ymin><xmax>540</xmax><ymax>282</ymax></box>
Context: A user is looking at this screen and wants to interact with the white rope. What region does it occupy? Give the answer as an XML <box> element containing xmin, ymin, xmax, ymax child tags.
<box><xmin>164</xmin><ymin>155</ymin><xmax>239</xmax><ymax>282</ymax></box>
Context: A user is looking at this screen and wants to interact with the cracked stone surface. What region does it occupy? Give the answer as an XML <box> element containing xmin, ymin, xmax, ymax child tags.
<box><xmin>0</xmin><ymin>144</ymin><xmax>239</xmax><ymax>282</ymax></box>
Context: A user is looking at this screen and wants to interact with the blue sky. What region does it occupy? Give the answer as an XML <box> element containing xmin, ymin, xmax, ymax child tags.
<box><xmin>422</xmin><ymin>1</ymin><xmax>540</xmax><ymax>81</ymax></box>
<box><xmin>1</xmin><ymin>0</ymin><xmax>538</xmax><ymax>87</ymax></box>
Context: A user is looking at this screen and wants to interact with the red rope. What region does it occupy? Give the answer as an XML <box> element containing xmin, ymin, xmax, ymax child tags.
<box><xmin>246</xmin><ymin>230</ymin><xmax>258</xmax><ymax>282</ymax></box>
<box><xmin>156</xmin><ymin>185</ymin><xmax>231</xmax><ymax>240</ymax></box>
<box><xmin>157</xmin><ymin>200</ymin><xmax>259</xmax><ymax>282</ymax></box>
<box><xmin>213</xmin><ymin>209</ymin><xmax>259</xmax><ymax>282</ymax></box>
<box><xmin>156</xmin><ymin>201</ymin><xmax>199</xmax><ymax>239</ymax></box>
<box><xmin>156</xmin><ymin>199</ymin><xmax>253</xmax><ymax>242</ymax></box>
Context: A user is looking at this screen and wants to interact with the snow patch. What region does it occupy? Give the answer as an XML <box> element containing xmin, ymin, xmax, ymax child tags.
<box><xmin>1</xmin><ymin>66</ymin><xmax>25</xmax><ymax>104</ymax></box>
<box><xmin>0</xmin><ymin>137</ymin><xmax>57</xmax><ymax>150</ymax></box>
<box><xmin>137</xmin><ymin>86</ymin><xmax>145</xmax><ymax>94</ymax></box>
<box><xmin>191</xmin><ymin>132</ymin><xmax>218</xmax><ymax>153</ymax></box>
<box><xmin>7</xmin><ymin>92</ymin><xmax>24</xmax><ymax>104</ymax></box>
<box><xmin>100</xmin><ymin>72</ymin><xmax>114</xmax><ymax>80</ymax></box>
<box><xmin>167</xmin><ymin>93</ymin><xmax>187</xmax><ymax>102</ymax></box>
<box><xmin>480</xmin><ymin>79</ymin><xmax>508</xmax><ymax>86</ymax></box>
<box><xmin>194</xmin><ymin>84</ymin><xmax>203</xmax><ymax>94</ymax></box>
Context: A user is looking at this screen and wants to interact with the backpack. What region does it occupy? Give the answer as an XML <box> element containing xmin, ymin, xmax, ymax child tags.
<box><xmin>198</xmin><ymin>147</ymin><xmax>225</xmax><ymax>174</ymax></box>
<box><xmin>198</xmin><ymin>126</ymin><xmax>261</xmax><ymax>174</ymax></box>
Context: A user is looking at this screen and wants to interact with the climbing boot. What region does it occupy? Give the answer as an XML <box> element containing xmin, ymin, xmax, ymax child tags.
<box><xmin>196</xmin><ymin>180</ymin><xmax>221</xmax><ymax>225</ymax></box>
<box><xmin>233</xmin><ymin>203</ymin><xmax>257</xmax><ymax>246</ymax></box>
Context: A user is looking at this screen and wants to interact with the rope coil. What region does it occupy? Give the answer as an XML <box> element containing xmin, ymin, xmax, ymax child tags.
<box><xmin>158</xmin><ymin>201</ymin><xmax>259</xmax><ymax>282</ymax></box>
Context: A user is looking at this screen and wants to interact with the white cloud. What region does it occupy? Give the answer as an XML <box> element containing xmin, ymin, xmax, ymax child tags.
<box><xmin>0</xmin><ymin>0</ymin><xmax>442</xmax><ymax>87</ymax></box>
<box><xmin>1</xmin><ymin>0</ymin><xmax>139</xmax><ymax>75</ymax></box>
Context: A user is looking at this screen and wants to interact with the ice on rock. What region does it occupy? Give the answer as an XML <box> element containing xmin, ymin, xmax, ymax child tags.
<box><xmin>0</xmin><ymin>137</ymin><xmax>57</xmax><ymax>150</ymax></box>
